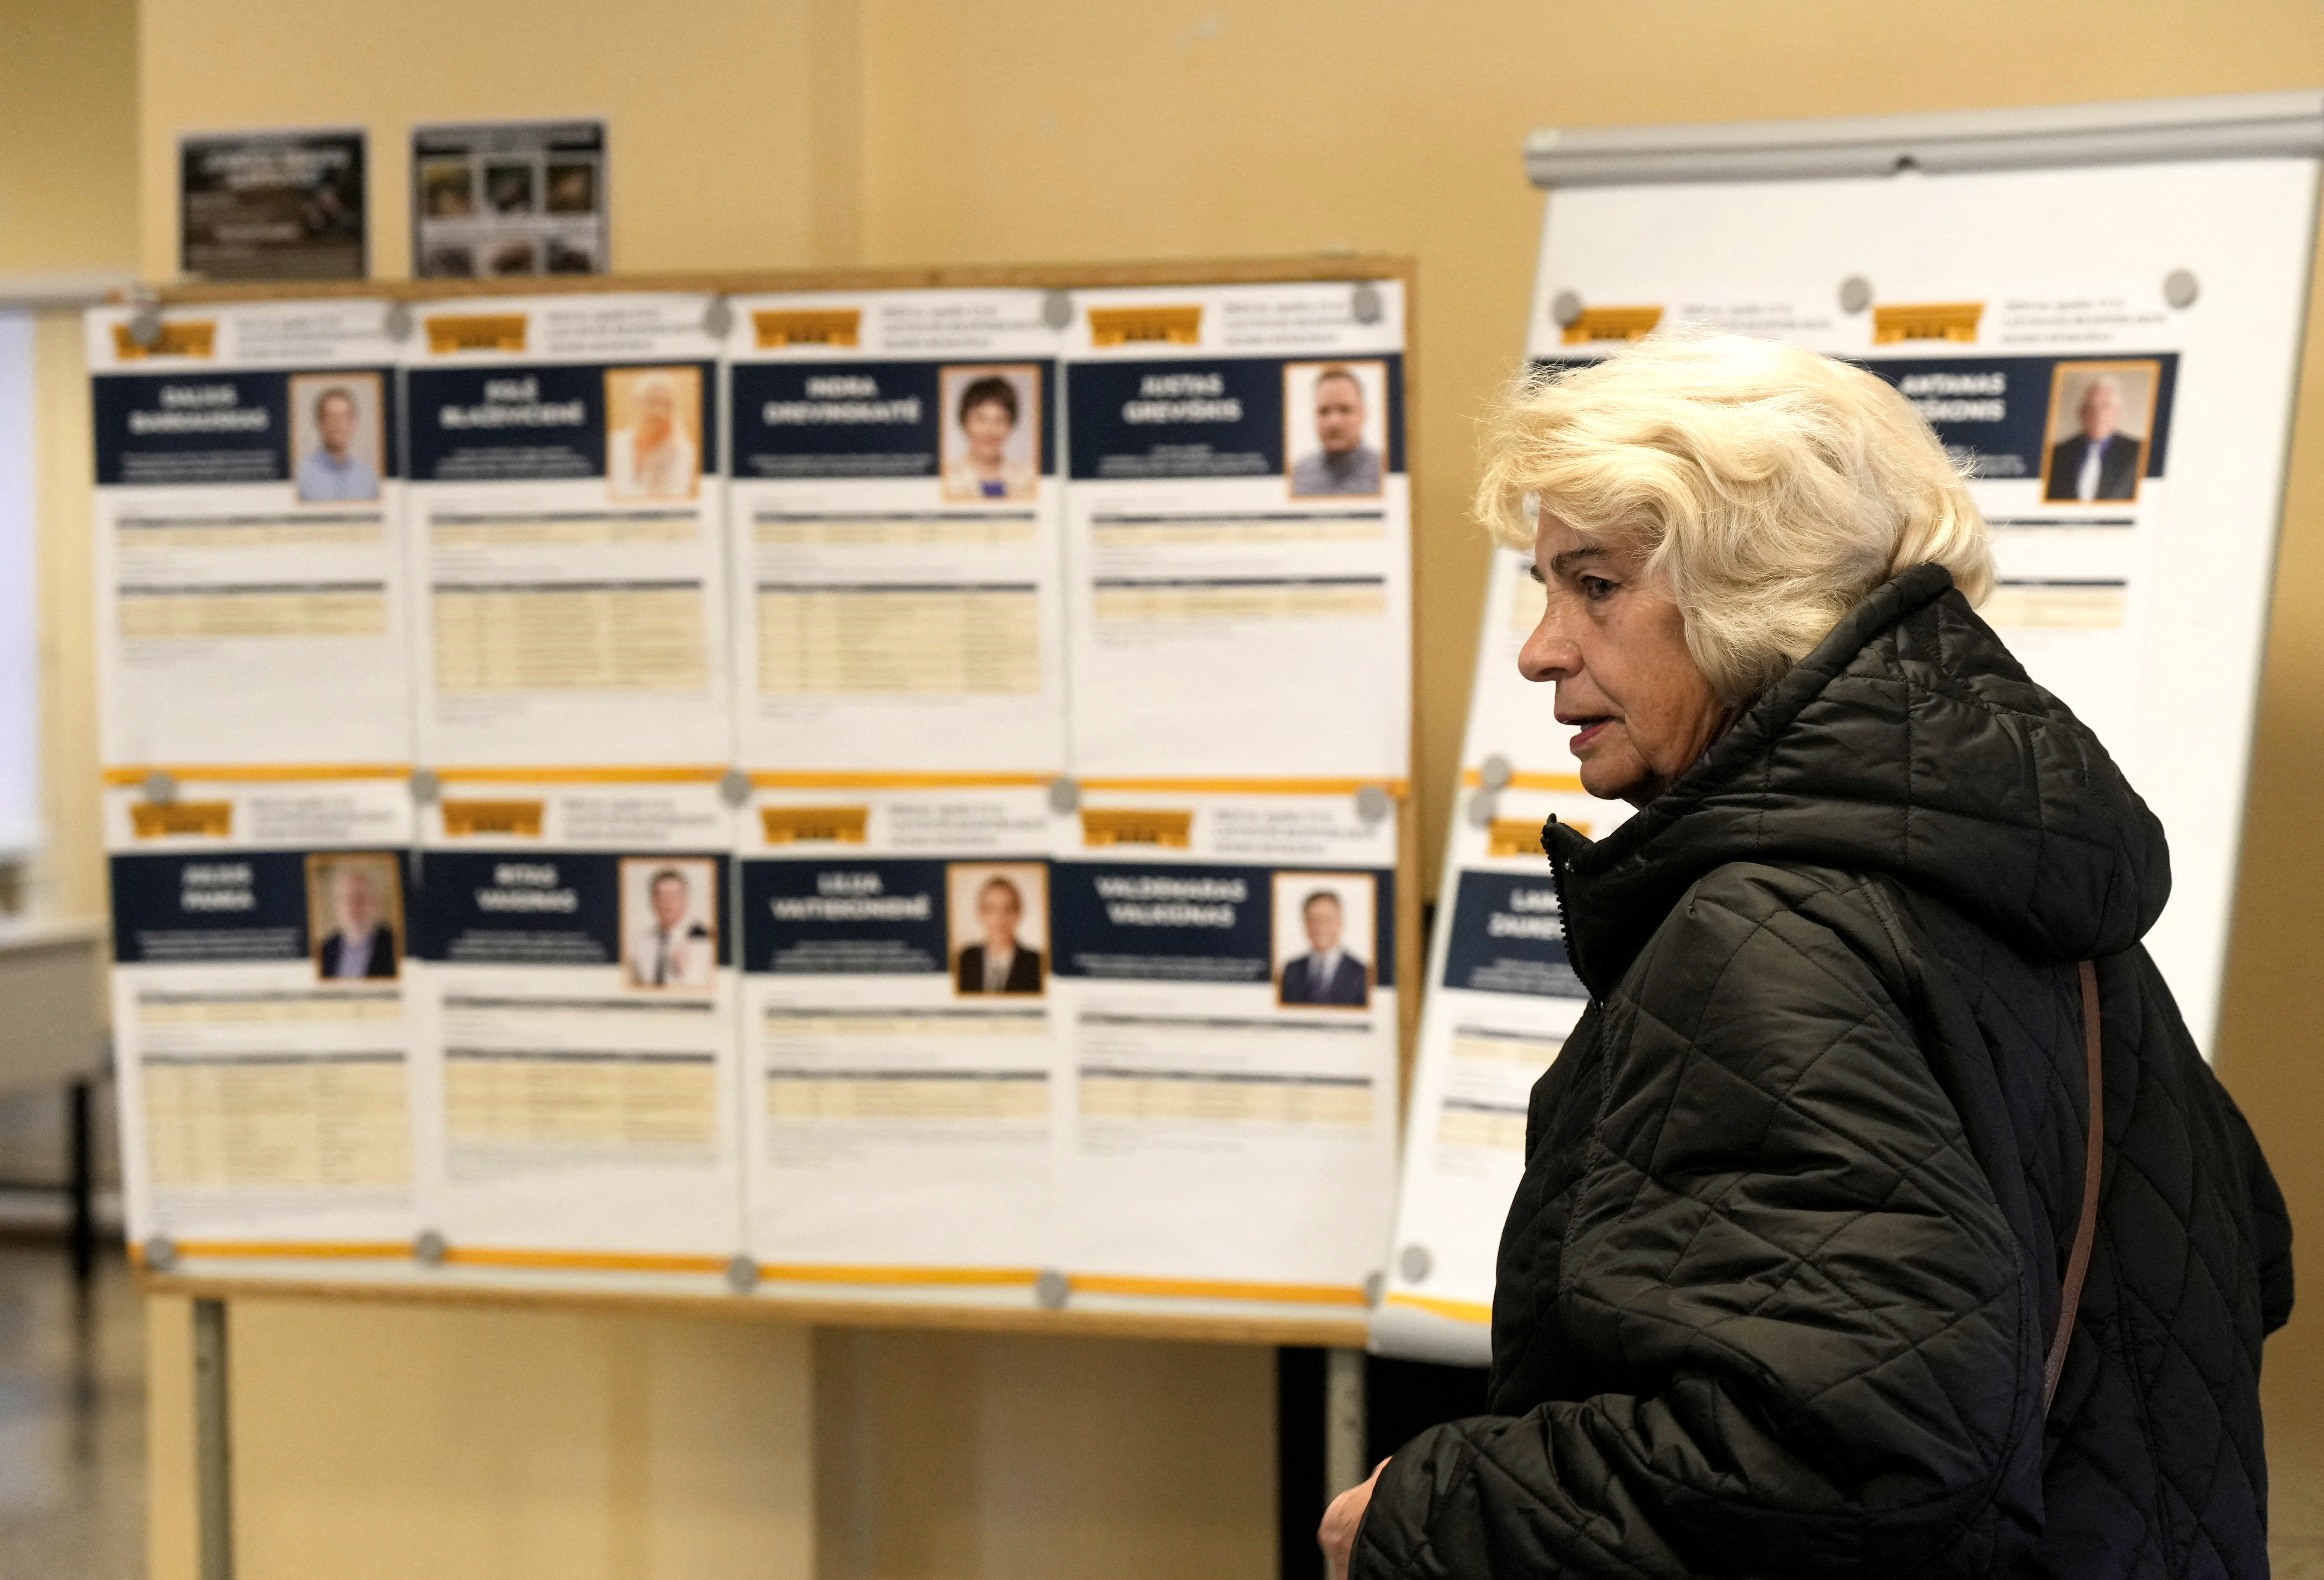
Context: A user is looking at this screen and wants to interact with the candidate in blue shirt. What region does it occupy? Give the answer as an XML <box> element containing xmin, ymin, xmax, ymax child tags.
<box><xmin>296</xmin><ymin>385</ymin><xmax>381</xmax><ymax>502</ymax></box>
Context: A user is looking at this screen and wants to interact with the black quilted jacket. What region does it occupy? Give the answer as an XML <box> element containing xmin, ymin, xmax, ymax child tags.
<box><xmin>1353</xmin><ymin>565</ymin><xmax>2291</xmax><ymax>1579</ymax></box>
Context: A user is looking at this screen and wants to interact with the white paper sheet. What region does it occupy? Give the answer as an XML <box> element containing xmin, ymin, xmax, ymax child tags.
<box><xmin>87</xmin><ymin>301</ymin><xmax>411</xmax><ymax>768</ymax></box>
<box><xmin>407</xmin><ymin>775</ymin><xmax>744</xmax><ymax>1259</ymax></box>
<box><xmin>402</xmin><ymin>294</ymin><xmax>731</xmax><ymax>767</ymax></box>
<box><xmin>107</xmin><ymin>773</ymin><xmax>420</xmax><ymax>1253</ymax></box>
<box><xmin>724</xmin><ymin>291</ymin><xmax>1068</xmax><ymax>772</ymax></box>
<box><xmin>1061</xmin><ymin>283</ymin><xmax>1411</xmax><ymax>780</ymax></box>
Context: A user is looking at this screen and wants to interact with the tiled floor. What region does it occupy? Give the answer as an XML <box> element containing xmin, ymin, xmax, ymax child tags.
<box><xmin>0</xmin><ymin>1244</ymin><xmax>143</xmax><ymax>1579</ymax></box>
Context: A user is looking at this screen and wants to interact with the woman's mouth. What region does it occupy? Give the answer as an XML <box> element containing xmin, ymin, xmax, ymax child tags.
<box><xmin>1565</xmin><ymin>717</ymin><xmax>1614</xmax><ymax>752</ymax></box>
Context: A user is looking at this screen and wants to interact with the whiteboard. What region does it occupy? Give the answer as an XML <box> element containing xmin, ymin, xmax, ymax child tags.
<box><xmin>1374</xmin><ymin>94</ymin><xmax>2322</xmax><ymax>1366</ymax></box>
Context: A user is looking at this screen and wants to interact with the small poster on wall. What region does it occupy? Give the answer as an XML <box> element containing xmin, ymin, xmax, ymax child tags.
<box><xmin>412</xmin><ymin>120</ymin><xmax>608</xmax><ymax>280</ymax></box>
<box><xmin>179</xmin><ymin>128</ymin><xmax>367</xmax><ymax>281</ymax></box>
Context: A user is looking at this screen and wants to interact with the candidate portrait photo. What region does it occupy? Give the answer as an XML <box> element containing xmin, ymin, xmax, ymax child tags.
<box><xmin>1273</xmin><ymin>872</ymin><xmax>1375</xmax><ymax>1010</ymax></box>
<box><xmin>2040</xmin><ymin>360</ymin><xmax>2160</xmax><ymax>504</ymax></box>
<box><xmin>305</xmin><ymin>852</ymin><xmax>404</xmax><ymax>983</ymax></box>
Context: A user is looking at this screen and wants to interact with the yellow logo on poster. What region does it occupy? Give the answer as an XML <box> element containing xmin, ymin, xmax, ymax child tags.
<box><xmin>440</xmin><ymin>799</ymin><xmax>545</xmax><ymax>837</ymax></box>
<box><xmin>1087</xmin><ymin>306</ymin><xmax>1203</xmax><ymax>347</ymax></box>
<box><xmin>425</xmin><ymin>314</ymin><xmax>529</xmax><ymax>354</ymax></box>
<box><xmin>1559</xmin><ymin>306</ymin><xmax>1663</xmax><ymax>345</ymax></box>
<box><xmin>1080</xmin><ymin>809</ymin><xmax>1194</xmax><ymax>849</ymax></box>
<box><xmin>753</xmin><ymin>310</ymin><xmax>862</xmax><ymax>348</ymax></box>
<box><xmin>1872</xmin><ymin>302</ymin><xmax>1984</xmax><ymax>345</ymax></box>
<box><xmin>131</xmin><ymin>801</ymin><xmax>233</xmax><ymax>838</ymax></box>
<box><xmin>760</xmin><ymin>806</ymin><xmax>870</xmax><ymax>844</ymax></box>
<box><xmin>111</xmin><ymin>321</ymin><xmax>218</xmax><ymax>359</ymax></box>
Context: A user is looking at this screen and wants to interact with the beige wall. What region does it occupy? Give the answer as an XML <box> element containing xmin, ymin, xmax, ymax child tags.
<box><xmin>0</xmin><ymin>0</ymin><xmax>139</xmax><ymax>277</ymax></box>
<box><xmin>81</xmin><ymin>0</ymin><xmax>2324</xmax><ymax>1573</ymax></box>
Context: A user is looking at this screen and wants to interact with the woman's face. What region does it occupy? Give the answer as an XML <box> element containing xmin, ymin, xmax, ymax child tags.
<box><xmin>964</xmin><ymin>400</ymin><xmax>1014</xmax><ymax>463</ymax></box>
<box><xmin>1519</xmin><ymin>513</ymin><xmax>1730</xmax><ymax>807</ymax></box>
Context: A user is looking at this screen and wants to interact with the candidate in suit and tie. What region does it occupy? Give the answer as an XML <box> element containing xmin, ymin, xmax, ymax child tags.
<box><xmin>317</xmin><ymin>861</ymin><xmax>399</xmax><ymax>980</ymax></box>
<box><xmin>1278</xmin><ymin>889</ymin><xmax>1369</xmax><ymax>1007</ymax></box>
<box><xmin>2043</xmin><ymin>374</ymin><xmax>2145</xmax><ymax>502</ymax></box>
<box><xmin>629</xmin><ymin>867</ymin><xmax>714</xmax><ymax>989</ymax></box>
<box><xmin>956</xmin><ymin>874</ymin><xmax>1044</xmax><ymax>994</ymax></box>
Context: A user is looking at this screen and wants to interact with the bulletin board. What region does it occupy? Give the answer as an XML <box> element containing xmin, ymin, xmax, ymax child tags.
<box><xmin>96</xmin><ymin>255</ymin><xmax>1419</xmax><ymax>1348</ymax></box>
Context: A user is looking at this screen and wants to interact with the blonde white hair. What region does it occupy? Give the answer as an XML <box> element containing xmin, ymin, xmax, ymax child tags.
<box><xmin>1475</xmin><ymin>327</ymin><xmax>1993</xmax><ymax>705</ymax></box>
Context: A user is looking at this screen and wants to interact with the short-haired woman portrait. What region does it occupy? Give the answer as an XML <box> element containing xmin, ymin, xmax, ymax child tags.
<box><xmin>1324</xmin><ymin>329</ymin><xmax>2290</xmax><ymax>1580</ymax></box>
<box><xmin>941</xmin><ymin>369</ymin><xmax>1039</xmax><ymax>501</ymax></box>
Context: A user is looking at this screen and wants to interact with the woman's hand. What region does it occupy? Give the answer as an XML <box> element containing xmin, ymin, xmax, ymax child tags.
<box><xmin>1318</xmin><ymin>1459</ymin><xmax>1387</xmax><ymax>1580</ymax></box>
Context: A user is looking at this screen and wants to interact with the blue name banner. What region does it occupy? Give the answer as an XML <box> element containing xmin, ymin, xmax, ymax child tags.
<box><xmin>406</xmin><ymin>359</ymin><xmax>720</xmax><ymax>483</ymax></box>
<box><xmin>1051</xmin><ymin>861</ymin><xmax>1394</xmax><ymax>986</ymax></box>
<box><xmin>730</xmin><ymin>360</ymin><xmax>1056</xmax><ymax>480</ymax></box>
<box><xmin>110</xmin><ymin>850</ymin><xmax>320</xmax><ymax>964</ymax></box>
<box><xmin>737</xmin><ymin>856</ymin><xmax>956</xmax><ymax>976</ymax></box>
<box><xmin>1440</xmin><ymin>870</ymin><xmax>1582</xmax><ymax>1000</ymax></box>
<box><xmin>412</xmin><ymin>849</ymin><xmax>731</xmax><ymax>969</ymax></box>
<box><xmin>91</xmin><ymin>368</ymin><xmax>400</xmax><ymax>488</ymax></box>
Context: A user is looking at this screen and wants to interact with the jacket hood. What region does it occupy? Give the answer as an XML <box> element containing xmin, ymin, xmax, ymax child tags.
<box><xmin>1547</xmin><ymin>563</ymin><xmax>2169</xmax><ymax>996</ymax></box>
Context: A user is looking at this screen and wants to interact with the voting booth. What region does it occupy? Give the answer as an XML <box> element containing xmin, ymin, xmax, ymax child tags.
<box><xmin>93</xmin><ymin>259</ymin><xmax>1421</xmax><ymax>1531</ymax></box>
<box><xmin>1376</xmin><ymin>91</ymin><xmax>2324</xmax><ymax>1366</ymax></box>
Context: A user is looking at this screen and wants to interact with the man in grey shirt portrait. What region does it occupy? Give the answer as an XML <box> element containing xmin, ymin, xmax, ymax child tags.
<box><xmin>296</xmin><ymin>386</ymin><xmax>381</xmax><ymax>502</ymax></box>
<box><xmin>1290</xmin><ymin>366</ymin><xmax>1382</xmax><ymax>497</ymax></box>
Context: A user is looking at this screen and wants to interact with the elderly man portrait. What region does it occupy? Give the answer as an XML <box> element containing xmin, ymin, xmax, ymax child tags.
<box><xmin>316</xmin><ymin>861</ymin><xmax>397</xmax><ymax>980</ymax></box>
<box><xmin>1321</xmin><ymin>329</ymin><xmax>2287</xmax><ymax>1580</ymax></box>
<box><xmin>2043</xmin><ymin>371</ymin><xmax>2146</xmax><ymax>501</ymax></box>
<box><xmin>1289</xmin><ymin>365</ymin><xmax>1382</xmax><ymax>496</ymax></box>
<box><xmin>295</xmin><ymin>385</ymin><xmax>380</xmax><ymax>502</ymax></box>
<box><xmin>1277</xmin><ymin>889</ymin><xmax>1368</xmax><ymax>1007</ymax></box>
<box><xmin>609</xmin><ymin>371</ymin><xmax>698</xmax><ymax>499</ymax></box>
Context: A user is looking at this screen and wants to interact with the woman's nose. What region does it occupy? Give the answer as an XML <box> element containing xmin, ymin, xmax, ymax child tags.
<box><xmin>1517</xmin><ymin>619</ymin><xmax>1578</xmax><ymax>684</ymax></box>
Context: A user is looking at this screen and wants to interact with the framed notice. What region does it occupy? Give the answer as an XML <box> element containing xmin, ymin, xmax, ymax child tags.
<box><xmin>179</xmin><ymin>129</ymin><xmax>367</xmax><ymax>282</ymax></box>
<box><xmin>412</xmin><ymin>120</ymin><xmax>608</xmax><ymax>280</ymax></box>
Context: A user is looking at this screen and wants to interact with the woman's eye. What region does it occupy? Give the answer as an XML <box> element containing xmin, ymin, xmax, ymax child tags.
<box><xmin>1580</xmin><ymin>576</ymin><xmax>1615</xmax><ymax>601</ymax></box>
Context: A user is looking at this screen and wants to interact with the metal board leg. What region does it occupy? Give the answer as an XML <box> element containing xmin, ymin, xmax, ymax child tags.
<box><xmin>67</xmin><ymin>1076</ymin><xmax>94</xmax><ymax>1283</ymax></box>
<box><xmin>193</xmin><ymin>1297</ymin><xmax>234</xmax><ymax>1580</ymax></box>
<box><xmin>1324</xmin><ymin>1347</ymin><xmax>1367</xmax><ymax>1499</ymax></box>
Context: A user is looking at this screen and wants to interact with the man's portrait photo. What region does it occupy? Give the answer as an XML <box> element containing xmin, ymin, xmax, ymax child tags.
<box><xmin>306</xmin><ymin>853</ymin><xmax>403</xmax><ymax>983</ymax></box>
<box><xmin>1274</xmin><ymin>873</ymin><xmax>1374</xmax><ymax>1009</ymax></box>
<box><xmin>2041</xmin><ymin>361</ymin><xmax>2159</xmax><ymax>504</ymax></box>
<box><xmin>1286</xmin><ymin>360</ymin><xmax>1387</xmax><ymax>498</ymax></box>
<box><xmin>621</xmin><ymin>857</ymin><xmax>717</xmax><ymax>992</ymax></box>
<box><xmin>288</xmin><ymin>372</ymin><xmax>383</xmax><ymax>503</ymax></box>
<box><xmin>606</xmin><ymin>366</ymin><xmax>703</xmax><ymax>501</ymax></box>
<box><xmin>949</xmin><ymin>863</ymin><xmax>1048</xmax><ymax>997</ymax></box>
<box><xmin>939</xmin><ymin>365</ymin><xmax>1041</xmax><ymax>501</ymax></box>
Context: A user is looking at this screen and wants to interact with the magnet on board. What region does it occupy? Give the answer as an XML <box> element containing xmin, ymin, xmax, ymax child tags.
<box><xmin>1047</xmin><ymin>776</ymin><xmax>1080</xmax><ymax>814</ymax></box>
<box><xmin>1466</xmin><ymin>790</ymin><xmax>1498</xmax><ymax>828</ymax></box>
<box><xmin>414</xmin><ymin>1229</ymin><xmax>447</xmax><ymax>1266</ymax></box>
<box><xmin>142</xmin><ymin>770</ymin><xmax>178</xmax><ymax>806</ymax></box>
<box><xmin>145</xmin><ymin>1235</ymin><xmax>177</xmax><ymax>1272</ymax></box>
<box><xmin>383</xmin><ymin>302</ymin><xmax>414</xmax><ymax>342</ymax></box>
<box><xmin>1354</xmin><ymin>784</ymin><xmax>1391</xmax><ymax>825</ymax></box>
<box><xmin>726</xmin><ymin>1255</ymin><xmax>759</xmax><ymax>1294</ymax></box>
<box><xmin>702</xmin><ymin>297</ymin><xmax>735</xmax><ymax>339</ymax></box>
<box><xmin>719</xmin><ymin>767</ymin><xmax>752</xmax><ymax>807</ymax></box>
<box><xmin>409</xmin><ymin>767</ymin><xmax>441</xmax><ymax>805</ymax></box>
<box><xmin>1479</xmin><ymin>754</ymin><xmax>1513</xmax><ymax>792</ymax></box>
<box><xmin>1041</xmin><ymin>290</ymin><xmax>1074</xmax><ymax>331</ymax></box>
<box><xmin>1362</xmin><ymin>1270</ymin><xmax>1386</xmax><ymax>1308</ymax></box>
<box><xmin>1550</xmin><ymin>290</ymin><xmax>1585</xmax><ymax>328</ymax></box>
<box><xmin>2164</xmin><ymin>269</ymin><xmax>2200</xmax><ymax>309</ymax></box>
<box><xmin>1398</xmin><ymin>1243</ymin><xmax>1432</xmax><ymax>1283</ymax></box>
<box><xmin>1034</xmin><ymin>1268</ymin><xmax>1071</xmax><ymax>1309</ymax></box>
<box><xmin>1350</xmin><ymin>282</ymin><xmax>1383</xmax><ymax>324</ymax></box>
<box><xmin>128</xmin><ymin>304</ymin><xmax>163</xmax><ymax>349</ymax></box>
<box><xmin>1837</xmin><ymin>276</ymin><xmax>1874</xmax><ymax>315</ymax></box>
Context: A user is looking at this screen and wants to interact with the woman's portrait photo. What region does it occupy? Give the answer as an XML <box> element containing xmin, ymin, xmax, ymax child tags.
<box><xmin>939</xmin><ymin>365</ymin><xmax>1040</xmax><ymax>501</ymax></box>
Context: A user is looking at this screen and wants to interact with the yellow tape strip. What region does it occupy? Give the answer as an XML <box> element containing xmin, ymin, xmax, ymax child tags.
<box><xmin>1460</xmin><ymin>768</ymin><xmax>1585</xmax><ymax>793</ymax></box>
<box><xmin>103</xmin><ymin>765</ymin><xmax>410</xmax><ymax>786</ymax></box>
<box><xmin>748</xmin><ymin>771</ymin><xmax>1051</xmax><ymax>790</ymax></box>
<box><xmin>140</xmin><ymin>1240</ymin><xmax>410</xmax><ymax>1263</ymax></box>
<box><xmin>1068</xmin><ymin>1273</ymin><xmax>1368</xmax><ymax>1307</ymax></box>
<box><xmin>441</xmin><ymin>1248</ymin><xmax>730</xmax><ymax>1275</ymax></box>
<box><xmin>434</xmin><ymin>766</ymin><xmax>725</xmax><ymax>784</ymax></box>
<box><xmin>1383</xmin><ymin>1290</ymin><xmax>1492</xmax><ymax>1325</ymax></box>
<box><xmin>1078</xmin><ymin>777</ymin><xmax>1408</xmax><ymax>798</ymax></box>
<box><xmin>752</xmin><ymin>1264</ymin><xmax>1041</xmax><ymax>1288</ymax></box>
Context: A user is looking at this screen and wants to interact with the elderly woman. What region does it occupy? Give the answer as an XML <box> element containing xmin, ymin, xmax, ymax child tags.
<box><xmin>1324</xmin><ymin>330</ymin><xmax>2290</xmax><ymax>1578</ymax></box>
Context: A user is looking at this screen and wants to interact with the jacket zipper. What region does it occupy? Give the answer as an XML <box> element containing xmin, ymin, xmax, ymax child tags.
<box><xmin>1542</xmin><ymin>814</ymin><xmax>1595</xmax><ymax>1005</ymax></box>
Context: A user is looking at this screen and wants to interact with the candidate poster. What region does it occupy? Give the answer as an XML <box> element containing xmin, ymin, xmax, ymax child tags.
<box><xmin>1049</xmin><ymin>785</ymin><xmax>1400</xmax><ymax>1301</ymax></box>
<box><xmin>1061</xmin><ymin>282</ymin><xmax>1411</xmax><ymax>780</ymax></box>
<box><xmin>86</xmin><ymin>300</ymin><xmax>409</xmax><ymax>768</ymax></box>
<box><xmin>107</xmin><ymin>773</ymin><xmax>419</xmax><ymax>1255</ymax></box>
<box><xmin>407</xmin><ymin>774</ymin><xmax>743</xmax><ymax>1260</ymax></box>
<box><xmin>724</xmin><ymin>290</ymin><xmax>1067</xmax><ymax>772</ymax></box>
<box><xmin>735</xmin><ymin>777</ymin><xmax>1059</xmax><ymax>1278</ymax></box>
<box><xmin>402</xmin><ymin>294</ymin><xmax>730</xmax><ymax>766</ymax></box>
